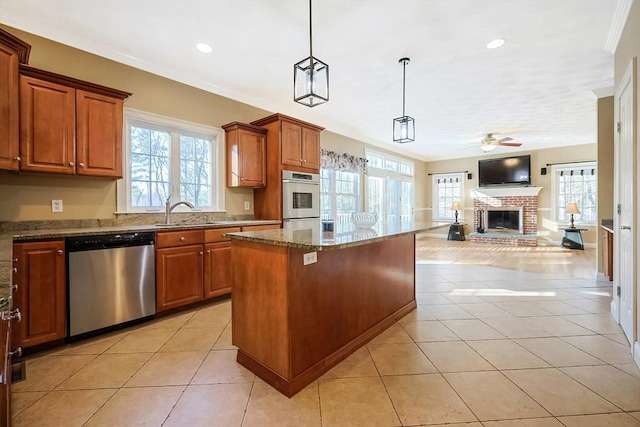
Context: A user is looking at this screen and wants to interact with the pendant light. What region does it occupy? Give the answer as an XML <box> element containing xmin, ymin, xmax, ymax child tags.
<box><xmin>393</xmin><ymin>57</ymin><xmax>415</xmax><ymax>143</ymax></box>
<box><xmin>294</xmin><ymin>0</ymin><xmax>329</xmax><ymax>107</ymax></box>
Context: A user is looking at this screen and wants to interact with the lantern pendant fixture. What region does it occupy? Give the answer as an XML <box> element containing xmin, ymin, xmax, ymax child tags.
<box><xmin>393</xmin><ymin>57</ymin><xmax>415</xmax><ymax>143</ymax></box>
<box><xmin>294</xmin><ymin>0</ymin><xmax>329</xmax><ymax>107</ymax></box>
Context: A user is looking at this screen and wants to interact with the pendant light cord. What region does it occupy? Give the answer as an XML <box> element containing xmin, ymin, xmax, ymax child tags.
<box><xmin>309</xmin><ymin>0</ymin><xmax>313</xmax><ymax>62</ymax></box>
<box><xmin>402</xmin><ymin>60</ymin><xmax>406</xmax><ymax>117</ymax></box>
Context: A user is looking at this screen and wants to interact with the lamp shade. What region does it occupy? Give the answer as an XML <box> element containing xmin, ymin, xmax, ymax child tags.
<box><xmin>566</xmin><ymin>202</ymin><xmax>581</xmax><ymax>215</ymax></box>
<box><xmin>480</xmin><ymin>143</ymin><xmax>498</xmax><ymax>153</ymax></box>
<box><xmin>451</xmin><ymin>201</ymin><xmax>463</xmax><ymax>210</ymax></box>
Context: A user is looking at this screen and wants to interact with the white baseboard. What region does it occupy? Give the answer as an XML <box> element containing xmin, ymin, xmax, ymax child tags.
<box><xmin>417</xmin><ymin>232</ymin><xmax>448</xmax><ymax>239</ymax></box>
<box><xmin>634</xmin><ymin>342</ymin><xmax>640</xmax><ymax>370</ymax></box>
<box><xmin>610</xmin><ymin>298</ymin><xmax>619</xmax><ymax>323</ymax></box>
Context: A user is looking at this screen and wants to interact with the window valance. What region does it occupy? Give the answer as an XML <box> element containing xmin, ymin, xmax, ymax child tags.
<box><xmin>320</xmin><ymin>148</ymin><xmax>368</xmax><ymax>173</ymax></box>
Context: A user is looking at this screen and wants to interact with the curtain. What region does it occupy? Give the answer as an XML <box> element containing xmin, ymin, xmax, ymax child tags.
<box><xmin>320</xmin><ymin>148</ymin><xmax>368</xmax><ymax>174</ymax></box>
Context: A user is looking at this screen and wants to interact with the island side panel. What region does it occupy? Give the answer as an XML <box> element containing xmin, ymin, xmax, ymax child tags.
<box><xmin>288</xmin><ymin>233</ymin><xmax>416</xmax><ymax>377</ymax></box>
<box><xmin>231</xmin><ymin>239</ymin><xmax>290</xmax><ymax>378</ymax></box>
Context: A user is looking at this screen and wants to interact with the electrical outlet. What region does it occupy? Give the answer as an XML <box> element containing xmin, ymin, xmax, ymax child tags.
<box><xmin>244</xmin><ymin>201</ymin><xmax>251</xmax><ymax>211</ymax></box>
<box><xmin>303</xmin><ymin>252</ymin><xmax>317</xmax><ymax>265</ymax></box>
<box><xmin>51</xmin><ymin>199</ymin><xmax>63</xmax><ymax>213</ymax></box>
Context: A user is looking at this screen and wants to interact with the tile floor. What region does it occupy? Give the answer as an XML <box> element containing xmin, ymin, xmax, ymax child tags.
<box><xmin>11</xmin><ymin>244</ymin><xmax>640</xmax><ymax>426</ymax></box>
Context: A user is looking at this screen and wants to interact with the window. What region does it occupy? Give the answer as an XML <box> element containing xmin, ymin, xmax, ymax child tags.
<box><xmin>118</xmin><ymin>109</ymin><xmax>224</xmax><ymax>213</ymax></box>
<box><xmin>365</xmin><ymin>150</ymin><xmax>414</xmax><ymax>223</ymax></box>
<box><xmin>320</xmin><ymin>169</ymin><xmax>361</xmax><ymax>227</ymax></box>
<box><xmin>432</xmin><ymin>173</ymin><xmax>465</xmax><ymax>221</ymax></box>
<box><xmin>552</xmin><ymin>161</ymin><xmax>597</xmax><ymax>224</ymax></box>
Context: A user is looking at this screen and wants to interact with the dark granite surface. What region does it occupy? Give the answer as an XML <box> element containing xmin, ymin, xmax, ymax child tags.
<box><xmin>601</xmin><ymin>219</ymin><xmax>614</xmax><ymax>232</ymax></box>
<box><xmin>227</xmin><ymin>220</ymin><xmax>449</xmax><ymax>250</ymax></box>
<box><xmin>0</xmin><ymin>218</ymin><xmax>280</xmax><ymax>310</ymax></box>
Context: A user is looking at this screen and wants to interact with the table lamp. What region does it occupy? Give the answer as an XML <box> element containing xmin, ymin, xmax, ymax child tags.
<box><xmin>451</xmin><ymin>201</ymin><xmax>463</xmax><ymax>224</ymax></box>
<box><xmin>566</xmin><ymin>202</ymin><xmax>580</xmax><ymax>229</ymax></box>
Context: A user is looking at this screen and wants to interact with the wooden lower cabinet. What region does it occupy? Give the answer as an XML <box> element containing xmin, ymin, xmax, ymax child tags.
<box><xmin>204</xmin><ymin>242</ymin><xmax>232</xmax><ymax>299</ymax></box>
<box><xmin>12</xmin><ymin>240</ymin><xmax>66</xmax><ymax>349</ymax></box>
<box><xmin>156</xmin><ymin>244</ymin><xmax>204</xmax><ymax>312</ymax></box>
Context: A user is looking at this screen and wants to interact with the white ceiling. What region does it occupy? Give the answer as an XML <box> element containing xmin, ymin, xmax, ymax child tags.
<box><xmin>0</xmin><ymin>0</ymin><xmax>619</xmax><ymax>162</ymax></box>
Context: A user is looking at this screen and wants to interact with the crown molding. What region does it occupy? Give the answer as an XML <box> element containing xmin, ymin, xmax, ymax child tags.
<box><xmin>604</xmin><ymin>0</ymin><xmax>634</xmax><ymax>53</ymax></box>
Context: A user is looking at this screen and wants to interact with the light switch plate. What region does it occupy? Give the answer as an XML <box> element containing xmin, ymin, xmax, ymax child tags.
<box><xmin>244</xmin><ymin>201</ymin><xmax>250</xmax><ymax>211</ymax></box>
<box><xmin>303</xmin><ymin>252</ymin><xmax>317</xmax><ymax>265</ymax></box>
<box><xmin>51</xmin><ymin>199</ymin><xmax>63</xmax><ymax>212</ymax></box>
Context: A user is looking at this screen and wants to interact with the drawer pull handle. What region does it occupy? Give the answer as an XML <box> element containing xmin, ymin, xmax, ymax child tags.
<box><xmin>9</xmin><ymin>347</ymin><xmax>22</xmax><ymax>358</ymax></box>
<box><xmin>180</xmin><ymin>237</ymin><xmax>186</xmax><ymax>241</ymax></box>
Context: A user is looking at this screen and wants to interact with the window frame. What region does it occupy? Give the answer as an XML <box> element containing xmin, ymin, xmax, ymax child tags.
<box><xmin>364</xmin><ymin>149</ymin><xmax>415</xmax><ymax>222</ymax></box>
<box><xmin>431</xmin><ymin>172</ymin><xmax>465</xmax><ymax>222</ymax></box>
<box><xmin>550</xmin><ymin>161</ymin><xmax>597</xmax><ymax>226</ymax></box>
<box><xmin>117</xmin><ymin>108</ymin><xmax>225</xmax><ymax>214</ymax></box>
<box><xmin>320</xmin><ymin>168</ymin><xmax>363</xmax><ymax>230</ymax></box>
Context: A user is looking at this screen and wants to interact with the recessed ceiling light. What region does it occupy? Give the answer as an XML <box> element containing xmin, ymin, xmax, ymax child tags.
<box><xmin>196</xmin><ymin>43</ymin><xmax>213</xmax><ymax>54</ymax></box>
<box><xmin>486</xmin><ymin>38</ymin><xmax>506</xmax><ymax>49</ymax></box>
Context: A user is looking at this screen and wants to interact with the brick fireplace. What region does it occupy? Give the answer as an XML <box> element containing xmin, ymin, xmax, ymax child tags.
<box><xmin>469</xmin><ymin>187</ymin><xmax>542</xmax><ymax>246</ymax></box>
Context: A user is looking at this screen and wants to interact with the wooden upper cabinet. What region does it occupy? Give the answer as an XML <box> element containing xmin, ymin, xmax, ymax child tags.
<box><xmin>223</xmin><ymin>122</ymin><xmax>267</xmax><ymax>187</ymax></box>
<box><xmin>301</xmin><ymin>127</ymin><xmax>320</xmax><ymax>170</ymax></box>
<box><xmin>0</xmin><ymin>40</ymin><xmax>20</xmax><ymax>171</ymax></box>
<box><xmin>19</xmin><ymin>76</ymin><xmax>76</xmax><ymax>174</ymax></box>
<box><xmin>76</xmin><ymin>90</ymin><xmax>123</xmax><ymax>178</ymax></box>
<box><xmin>17</xmin><ymin>65</ymin><xmax>130</xmax><ymax>178</ymax></box>
<box><xmin>281</xmin><ymin>120</ymin><xmax>304</xmax><ymax>168</ymax></box>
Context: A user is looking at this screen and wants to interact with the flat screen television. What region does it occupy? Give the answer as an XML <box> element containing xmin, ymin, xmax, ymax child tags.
<box><xmin>478</xmin><ymin>154</ymin><xmax>531</xmax><ymax>187</ymax></box>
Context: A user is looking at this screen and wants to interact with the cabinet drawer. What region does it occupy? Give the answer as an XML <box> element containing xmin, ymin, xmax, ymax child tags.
<box><xmin>156</xmin><ymin>230</ymin><xmax>203</xmax><ymax>248</ymax></box>
<box><xmin>204</xmin><ymin>227</ymin><xmax>241</xmax><ymax>243</ymax></box>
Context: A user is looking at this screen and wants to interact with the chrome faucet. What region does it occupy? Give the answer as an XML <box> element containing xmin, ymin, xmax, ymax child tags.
<box><xmin>165</xmin><ymin>195</ymin><xmax>195</xmax><ymax>224</ymax></box>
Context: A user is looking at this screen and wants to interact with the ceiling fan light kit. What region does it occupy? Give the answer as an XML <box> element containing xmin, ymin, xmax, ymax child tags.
<box><xmin>479</xmin><ymin>132</ymin><xmax>522</xmax><ymax>152</ymax></box>
<box><xmin>294</xmin><ymin>0</ymin><xmax>329</xmax><ymax>107</ymax></box>
<box><xmin>393</xmin><ymin>57</ymin><xmax>415</xmax><ymax>143</ymax></box>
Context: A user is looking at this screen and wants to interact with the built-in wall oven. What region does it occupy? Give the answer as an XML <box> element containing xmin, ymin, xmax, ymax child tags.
<box><xmin>282</xmin><ymin>170</ymin><xmax>320</xmax><ymax>227</ymax></box>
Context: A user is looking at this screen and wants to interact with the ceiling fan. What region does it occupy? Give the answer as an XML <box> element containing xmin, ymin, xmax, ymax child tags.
<box><xmin>480</xmin><ymin>133</ymin><xmax>522</xmax><ymax>153</ymax></box>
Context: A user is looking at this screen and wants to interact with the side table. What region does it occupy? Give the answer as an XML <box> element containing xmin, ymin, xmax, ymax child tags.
<box><xmin>447</xmin><ymin>223</ymin><xmax>465</xmax><ymax>241</ymax></box>
<box><xmin>561</xmin><ymin>228</ymin><xmax>587</xmax><ymax>250</ymax></box>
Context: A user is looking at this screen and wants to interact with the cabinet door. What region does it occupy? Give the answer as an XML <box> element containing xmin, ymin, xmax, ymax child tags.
<box><xmin>12</xmin><ymin>240</ymin><xmax>66</xmax><ymax>349</ymax></box>
<box><xmin>301</xmin><ymin>127</ymin><xmax>320</xmax><ymax>171</ymax></box>
<box><xmin>281</xmin><ymin>120</ymin><xmax>302</xmax><ymax>167</ymax></box>
<box><xmin>238</xmin><ymin>129</ymin><xmax>266</xmax><ymax>187</ymax></box>
<box><xmin>0</xmin><ymin>43</ymin><xmax>19</xmax><ymax>171</ymax></box>
<box><xmin>156</xmin><ymin>245</ymin><xmax>204</xmax><ymax>312</ymax></box>
<box><xmin>76</xmin><ymin>90</ymin><xmax>123</xmax><ymax>178</ymax></box>
<box><xmin>203</xmin><ymin>242</ymin><xmax>232</xmax><ymax>299</ymax></box>
<box><xmin>19</xmin><ymin>76</ymin><xmax>76</xmax><ymax>174</ymax></box>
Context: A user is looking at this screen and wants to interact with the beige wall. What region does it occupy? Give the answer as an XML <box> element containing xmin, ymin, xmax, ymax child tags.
<box><xmin>0</xmin><ymin>25</ymin><xmax>429</xmax><ymax>222</ymax></box>
<box><xmin>423</xmin><ymin>144</ymin><xmax>601</xmax><ymax>245</ymax></box>
<box><xmin>597</xmin><ymin>96</ymin><xmax>614</xmax><ymax>273</ymax></box>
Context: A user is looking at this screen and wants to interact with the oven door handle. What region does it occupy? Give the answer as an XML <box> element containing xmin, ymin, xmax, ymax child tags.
<box><xmin>282</xmin><ymin>179</ymin><xmax>319</xmax><ymax>185</ymax></box>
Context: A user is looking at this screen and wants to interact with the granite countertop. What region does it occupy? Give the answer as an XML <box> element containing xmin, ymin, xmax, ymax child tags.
<box><xmin>0</xmin><ymin>219</ymin><xmax>281</xmax><ymax>310</ymax></box>
<box><xmin>227</xmin><ymin>220</ymin><xmax>450</xmax><ymax>250</ymax></box>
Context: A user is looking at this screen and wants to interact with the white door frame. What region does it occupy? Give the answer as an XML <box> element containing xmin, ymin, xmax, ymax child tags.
<box><xmin>613</xmin><ymin>57</ymin><xmax>637</xmax><ymax>351</ymax></box>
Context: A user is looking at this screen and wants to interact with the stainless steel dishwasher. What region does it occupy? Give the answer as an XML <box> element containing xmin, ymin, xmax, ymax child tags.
<box><xmin>66</xmin><ymin>232</ymin><xmax>156</xmax><ymax>339</ymax></box>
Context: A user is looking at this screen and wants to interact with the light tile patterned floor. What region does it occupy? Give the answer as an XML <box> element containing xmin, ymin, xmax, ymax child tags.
<box><xmin>11</xmin><ymin>239</ymin><xmax>640</xmax><ymax>426</ymax></box>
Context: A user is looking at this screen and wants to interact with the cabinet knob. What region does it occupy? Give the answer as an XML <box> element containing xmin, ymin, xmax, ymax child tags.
<box><xmin>13</xmin><ymin>156</ymin><xmax>21</xmax><ymax>162</ymax></box>
<box><xmin>240</xmin><ymin>177</ymin><xmax>244</xmax><ymax>181</ymax></box>
<box><xmin>200</xmin><ymin>251</ymin><xmax>204</xmax><ymax>256</ymax></box>
<box><xmin>57</xmin><ymin>249</ymin><xmax>64</xmax><ymax>256</ymax></box>
<box><xmin>79</xmin><ymin>162</ymin><xmax>85</xmax><ymax>168</ymax></box>
<box><xmin>69</xmin><ymin>162</ymin><xmax>74</xmax><ymax>167</ymax></box>
<box><xmin>300</xmin><ymin>158</ymin><xmax>303</xmax><ymax>162</ymax></box>
<box><xmin>12</xmin><ymin>267</ymin><xmax>17</xmax><ymax>274</ymax></box>
<box><xmin>9</xmin><ymin>347</ymin><xmax>22</xmax><ymax>358</ymax></box>
<box><xmin>180</xmin><ymin>236</ymin><xmax>186</xmax><ymax>241</ymax></box>
<box><xmin>207</xmin><ymin>250</ymin><xmax>211</xmax><ymax>254</ymax></box>
<box><xmin>12</xmin><ymin>284</ymin><xmax>18</xmax><ymax>293</ymax></box>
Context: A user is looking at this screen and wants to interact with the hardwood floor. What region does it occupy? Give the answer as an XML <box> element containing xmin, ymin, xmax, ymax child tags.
<box><xmin>416</xmin><ymin>236</ymin><xmax>598</xmax><ymax>280</ymax></box>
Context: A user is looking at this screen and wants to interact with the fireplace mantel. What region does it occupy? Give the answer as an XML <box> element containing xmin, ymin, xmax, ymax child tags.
<box><xmin>470</xmin><ymin>186</ymin><xmax>543</xmax><ymax>198</ymax></box>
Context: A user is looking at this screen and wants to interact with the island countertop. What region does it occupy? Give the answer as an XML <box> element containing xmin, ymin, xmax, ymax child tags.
<box><xmin>227</xmin><ymin>220</ymin><xmax>449</xmax><ymax>250</ymax></box>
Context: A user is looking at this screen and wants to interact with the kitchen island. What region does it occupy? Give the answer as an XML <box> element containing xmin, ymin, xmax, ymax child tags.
<box><xmin>228</xmin><ymin>221</ymin><xmax>447</xmax><ymax>397</ymax></box>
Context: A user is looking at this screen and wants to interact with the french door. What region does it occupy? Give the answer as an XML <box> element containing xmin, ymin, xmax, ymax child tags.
<box><xmin>365</xmin><ymin>175</ymin><xmax>414</xmax><ymax>223</ymax></box>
